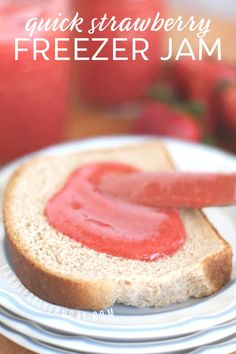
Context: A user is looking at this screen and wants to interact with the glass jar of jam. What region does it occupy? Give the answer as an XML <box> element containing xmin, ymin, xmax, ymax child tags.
<box><xmin>0</xmin><ymin>0</ymin><xmax>72</xmax><ymax>163</ymax></box>
<box><xmin>74</xmin><ymin>0</ymin><xmax>165</xmax><ymax>106</ymax></box>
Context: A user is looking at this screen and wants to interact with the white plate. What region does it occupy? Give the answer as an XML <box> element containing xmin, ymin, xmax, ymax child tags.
<box><xmin>0</xmin><ymin>136</ymin><xmax>236</xmax><ymax>341</ymax></box>
<box><xmin>0</xmin><ymin>321</ymin><xmax>83</xmax><ymax>354</ymax></box>
<box><xmin>1</xmin><ymin>311</ymin><xmax>236</xmax><ymax>354</ymax></box>
<box><xmin>1</xmin><ymin>306</ymin><xmax>236</xmax><ymax>354</ymax></box>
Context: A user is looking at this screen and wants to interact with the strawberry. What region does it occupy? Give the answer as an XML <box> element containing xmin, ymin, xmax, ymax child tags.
<box><xmin>172</xmin><ymin>59</ymin><xmax>236</xmax><ymax>104</ymax></box>
<box><xmin>214</xmin><ymin>83</ymin><xmax>236</xmax><ymax>149</ymax></box>
<box><xmin>133</xmin><ymin>102</ymin><xmax>203</xmax><ymax>142</ymax></box>
<box><xmin>219</xmin><ymin>84</ymin><xmax>236</xmax><ymax>130</ymax></box>
<box><xmin>172</xmin><ymin>59</ymin><xmax>236</xmax><ymax>133</ymax></box>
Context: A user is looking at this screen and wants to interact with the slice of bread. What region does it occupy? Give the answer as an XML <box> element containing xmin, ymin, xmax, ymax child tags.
<box><xmin>3</xmin><ymin>142</ymin><xmax>232</xmax><ymax>310</ymax></box>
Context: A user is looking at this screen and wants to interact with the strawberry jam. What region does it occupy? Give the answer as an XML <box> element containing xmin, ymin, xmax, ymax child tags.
<box><xmin>45</xmin><ymin>163</ymin><xmax>185</xmax><ymax>261</ymax></box>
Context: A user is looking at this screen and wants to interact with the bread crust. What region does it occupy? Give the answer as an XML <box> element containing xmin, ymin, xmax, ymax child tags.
<box><xmin>200</xmin><ymin>211</ymin><xmax>232</xmax><ymax>292</ymax></box>
<box><xmin>3</xmin><ymin>142</ymin><xmax>233</xmax><ymax>310</ymax></box>
<box><xmin>4</xmin><ymin>164</ymin><xmax>116</xmax><ymax>310</ymax></box>
<box><xmin>7</xmin><ymin>235</ymin><xmax>116</xmax><ymax>310</ymax></box>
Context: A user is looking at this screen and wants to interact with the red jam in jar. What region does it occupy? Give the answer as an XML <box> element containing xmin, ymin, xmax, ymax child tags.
<box><xmin>74</xmin><ymin>0</ymin><xmax>165</xmax><ymax>105</ymax></box>
<box><xmin>0</xmin><ymin>0</ymin><xmax>71</xmax><ymax>163</ymax></box>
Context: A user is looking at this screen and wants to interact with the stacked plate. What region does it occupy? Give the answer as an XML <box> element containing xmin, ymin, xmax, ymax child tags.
<box><xmin>0</xmin><ymin>136</ymin><xmax>236</xmax><ymax>354</ymax></box>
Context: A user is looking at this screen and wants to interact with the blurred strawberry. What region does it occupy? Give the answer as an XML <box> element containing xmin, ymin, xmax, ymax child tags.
<box><xmin>133</xmin><ymin>102</ymin><xmax>203</xmax><ymax>142</ymax></box>
<box><xmin>219</xmin><ymin>84</ymin><xmax>236</xmax><ymax>130</ymax></box>
<box><xmin>172</xmin><ymin>59</ymin><xmax>236</xmax><ymax>133</ymax></box>
<box><xmin>149</xmin><ymin>84</ymin><xmax>205</xmax><ymax>119</ymax></box>
<box><xmin>172</xmin><ymin>59</ymin><xmax>236</xmax><ymax>104</ymax></box>
<box><xmin>214</xmin><ymin>83</ymin><xmax>236</xmax><ymax>150</ymax></box>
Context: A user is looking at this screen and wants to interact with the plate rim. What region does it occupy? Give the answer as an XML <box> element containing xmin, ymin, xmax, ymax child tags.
<box><xmin>0</xmin><ymin>135</ymin><xmax>236</xmax><ymax>340</ymax></box>
<box><xmin>1</xmin><ymin>306</ymin><xmax>236</xmax><ymax>354</ymax></box>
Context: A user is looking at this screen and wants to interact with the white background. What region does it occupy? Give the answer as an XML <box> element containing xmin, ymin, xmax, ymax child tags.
<box><xmin>170</xmin><ymin>0</ymin><xmax>236</xmax><ymax>20</ymax></box>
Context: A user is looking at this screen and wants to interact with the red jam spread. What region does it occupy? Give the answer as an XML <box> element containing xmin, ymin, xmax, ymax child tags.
<box><xmin>45</xmin><ymin>163</ymin><xmax>186</xmax><ymax>262</ymax></box>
